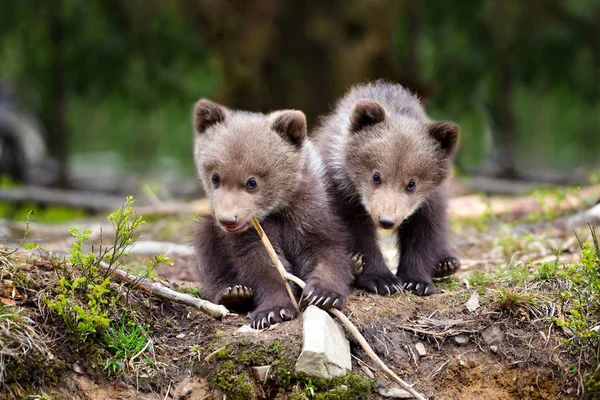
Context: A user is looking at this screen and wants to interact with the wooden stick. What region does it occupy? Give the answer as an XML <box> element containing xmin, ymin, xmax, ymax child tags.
<box><xmin>250</xmin><ymin>218</ymin><xmax>427</xmax><ymax>400</ymax></box>
<box><xmin>250</xmin><ymin>217</ymin><xmax>300</xmax><ymax>313</ymax></box>
<box><xmin>98</xmin><ymin>261</ymin><xmax>230</xmax><ymax>319</ymax></box>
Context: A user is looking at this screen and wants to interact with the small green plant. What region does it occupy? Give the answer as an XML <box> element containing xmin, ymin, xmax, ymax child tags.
<box><xmin>42</xmin><ymin>197</ymin><xmax>146</xmax><ymax>338</ymax></box>
<box><xmin>555</xmin><ymin>225</ymin><xmax>600</xmax><ymax>395</ymax></box>
<box><xmin>103</xmin><ymin>320</ymin><xmax>151</xmax><ymax>376</ymax></box>
<box><xmin>41</xmin><ymin>197</ymin><xmax>169</xmax><ymax>343</ymax></box>
<box><xmin>179</xmin><ymin>286</ymin><xmax>201</xmax><ymax>298</ymax></box>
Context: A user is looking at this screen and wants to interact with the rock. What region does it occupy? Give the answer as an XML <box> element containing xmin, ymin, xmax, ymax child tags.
<box><xmin>72</xmin><ymin>363</ymin><xmax>84</xmax><ymax>374</ymax></box>
<box><xmin>454</xmin><ymin>335</ymin><xmax>469</xmax><ymax>345</ymax></box>
<box><xmin>235</xmin><ymin>324</ymin><xmax>261</xmax><ymax>334</ymax></box>
<box><xmin>415</xmin><ymin>342</ymin><xmax>426</xmax><ymax>357</ymax></box>
<box><xmin>490</xmin><ymin>345</ymin><xmax>499</xmax><ymax>353</ymax></box>
<box><xmin>295</xmin><ymin>305</ymin><xmax>351</xmax><ymax>379</ymax></box>
<box><xmin>172</xmin><ymin>376</ymin><xmax>210</xmax><ymax>400</ymax></box>
<box><xmin>175</xmin><ymin>333</ymin><xmax>186</xmax><ymax>339</ymax></box>
<box><xmin>251</xmin><ymin>365</ymin><xmax>271</xmax><ymax>382</ymax></box>
<box><xmin>378</xmin><ymin>387</ymin><xmax>414</xmax><ymax>398</ymax></box>
<box><xmin>465</xmin><ymin>291</ymin><xmax>480</xmax><ymax>312</ymax></box>
<box><xmin>481</xmin><ymin>325</ymin><xmax>504</xmax><ymax>347</ymax></box>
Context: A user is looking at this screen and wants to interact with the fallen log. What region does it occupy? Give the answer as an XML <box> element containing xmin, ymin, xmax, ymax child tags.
<box><xmin>98</xmin><ymin>261</ymin><xmax>229</xmax><ymax>319</ymax></box>
<box><xmin>513</xmin><ymin>203</ymin><xmax>600</xmax><ymax>234</ymax></box>
<box><xmin>449</xmin><ymin>184</ymin><xmax>600</xmax><ymax>220</ymax></box>
<box><xmin>0</xmin><ymin>186</ymin><xmax>210</xmax><ymax>215</ymax></box>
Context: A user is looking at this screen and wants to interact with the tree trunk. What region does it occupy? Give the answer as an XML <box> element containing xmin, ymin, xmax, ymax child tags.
<box><xmin>493</xmin><ymin>57</ymin><xmax>519</xmax><ymax>179</ymax></box>
<box><xmin>48</xmin><ymin>1</ymin><xmax>69</xmax><ymax>188</ymax></box>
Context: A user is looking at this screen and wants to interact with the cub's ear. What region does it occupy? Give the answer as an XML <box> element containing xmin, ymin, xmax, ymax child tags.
<box><xmin>270</xmin><ymin>110</ymin><xmax>307</xmax><ymax>148</ymax></box>
<box><xmin>429</xmin><ymin>121</ymin><xmax>460</xmax><ymax>155</ymax></box>
<box><xmin>193</xmin><ymin>99</ymin><xmax>227</xmax><ymax>134</ymax></box>
<box><xmin>350</xmin><ymin>99</ymin><xmax>386</xmax><ymax>132</ymax></box>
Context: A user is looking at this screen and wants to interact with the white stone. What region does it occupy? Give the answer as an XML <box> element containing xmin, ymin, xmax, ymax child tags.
<box><xmin>465</xmin><ymin>291</ymin><xmax>480</xmax><ymax>312</ymax></box>
<box><xmin>482</xmin><ymin>325</ymin><xmax>504</xmax><ymax>346</ymax></box>
<box><xmin>378</xmin><ymin>387</ymin><xmax>414</xmax><ymax>398</ymax></box>
<box><xmin>415</xmin><ymin>342</ymin><xmax>426</xmax><ymax>357</ymax></box>
<box><xmin>454</xmin><ymin>335</ymin><xmax>469</xmax><ymax>345</ymax></box>
<box><xmin>251</xmin><ymin>365</ymin><xmax>271</xmax><ymax>382</ymax></box>
<box><xmin>235</xmin><ymin>324</ymin><xmax>261</xmax><ymax>334</ymax></box>
<box><xmin>295</xmin><ymin>306</ymin><xmax>351</xmax><ymax>379</ymax></box>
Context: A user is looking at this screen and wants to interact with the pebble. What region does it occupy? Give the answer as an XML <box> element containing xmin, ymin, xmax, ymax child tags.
<box><xmin>415</xmin><ymin>342</ymin><xmax>427</xmax><ymax>357</ymax></box>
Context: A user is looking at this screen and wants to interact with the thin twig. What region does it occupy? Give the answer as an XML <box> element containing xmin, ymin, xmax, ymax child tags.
<box><xmin>250</xmin><ymin>218</ymin><xmax>427</xmax><ymax>400</ymax></box>
<box><xmin>250</xmin><ymin>217</ymin><xmax>299</xmax><ymax>313</ymax></box>
<box><xmin>129</xmin><ymin>338</ymin><xmax>152</xmax><ymax>368</ymax></box>
<box><xmin>205</xmin><ymin>345</ymin><xmax>227</xmax><ymax>362</ymax></box>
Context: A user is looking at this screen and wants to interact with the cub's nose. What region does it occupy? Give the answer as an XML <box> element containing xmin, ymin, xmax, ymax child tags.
<box><xmin>378</xmin><ymin>215</ymin><xmax>396</xmax><ymax>229</ymax></box>
<box><xmin>218</xmin><ymin>215</ymin><xmax>238</xmax><ymax>227</ymax></box>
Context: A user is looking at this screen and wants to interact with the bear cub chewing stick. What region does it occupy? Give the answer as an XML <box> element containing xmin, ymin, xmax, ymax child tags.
<box><xmin>192</xmin><ymin>100</ymin><xmax>353</xmax><ymax>329</ymax></box>
<box><xmin>313</xmin><ymin>81</ymin><xmax>461</xmax><ymax>296</ymax></box>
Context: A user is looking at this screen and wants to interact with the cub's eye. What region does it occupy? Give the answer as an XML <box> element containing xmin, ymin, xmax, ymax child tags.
<box><xmin>372</xmin><ymin>172</ymin><xmax>381</xmax><ymax>185</ymax></box>
<box><xmin>246</xmin><ymin>178</ymin><xmax>257</xmax><ymax>190</ymax></box>
<box><xmin>406</xmin><ymin>179</ymin><xmax>416</xmax><ymax>192</ymax></box>
<box><xmin>211</xmin><ymin>173</ymin><xmax>220</xmax><ymax>186</ymax></box>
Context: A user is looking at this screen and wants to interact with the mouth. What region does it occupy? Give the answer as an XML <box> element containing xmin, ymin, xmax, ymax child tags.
<box><xmin>221</xmin><ymin>222</ymin><xmax>249</xmax><ymax>233</ymax></box>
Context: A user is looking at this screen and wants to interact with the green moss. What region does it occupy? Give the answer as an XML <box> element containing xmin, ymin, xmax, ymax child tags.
<box><xmin>295</xmin><ymin>373</ymin><xmax>376</xmax><ymax>400</ymax></box>
<box><xmin>270</xmin><ymin>357</ymin><xmax>295</xmax><ymax>388</ymax></box>
<box><xmin>216</xmin><ymin>347</ymin><xmax>232</xmax><ymax>359</ymax></box>
<box><xmin>213</xmin><ymin>360</ymin><xmax>255</xmax><ymax>400</ymax></box>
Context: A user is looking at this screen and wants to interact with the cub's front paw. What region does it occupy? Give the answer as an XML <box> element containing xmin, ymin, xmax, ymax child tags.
<box><xmin>301</xmin><ymin>283</ymin><xmax>347</xmax><ymax>310</ymax></box>
<box><xmin>250</xmin><ymin>306</ymin><xmax>298</xmax><ymax>330</ymax></box>
<box><xmin>354</xmin><ymin>273</ymin><xmax>402</xmax><ymax>295</ymax></box>
<box><xmin>433</xmin><ymin>257</ymin><xmax>461</xmax><ymax>278</ymax></box>
<box><xmin>402</xmin><ymin>280</ymin><xmax>436</xmax><ymax>296</ymax></box>
<box><xmin>217</xmin><ymin>285</ymin><xmax>253</xmax><ymax>309</ymax></box>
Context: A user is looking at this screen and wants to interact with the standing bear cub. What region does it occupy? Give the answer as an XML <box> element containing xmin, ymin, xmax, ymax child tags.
<box><xmin>192</xmin><ymin>100</ymin><xmax>354</xmax><ymax>329</ymax></box>
<box><xmin>313</xmin><ymin>81</ymin><xmax>460</xmax><ymax>296</ymax></box>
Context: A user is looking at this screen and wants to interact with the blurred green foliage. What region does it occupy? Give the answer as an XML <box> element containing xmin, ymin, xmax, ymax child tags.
<box><xmin>0</xmin><ymin>0</ymin><xmax>598</xmax><ymax>177</ymax></box>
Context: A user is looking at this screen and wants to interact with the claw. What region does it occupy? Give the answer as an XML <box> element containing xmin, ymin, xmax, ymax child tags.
<box><xmin>280</xmin><ymin>309</ymin><xmax>286</xmax><ymax>319</ymax></box>
<box><xmin>315</xmin><ymin>296</ymin><xmax>325</xmax><ymax>306</ymax></box>
<box><xmin>332</xmin><ymin>298</ymin><xmax>339</xmax><ymax>308</ymax></box>
<box><xmin>373</xmin><ymin>287</ymin><xmax>378</xmax><ymax>295</ymax></box>
<box><xmin>406</xmin><ymin>282</ymin><xmax>414</xmax><ymax>290</ymax></box>
<box><xmin>306</xmin><ymin>290</ymin><xmax>314</xmax><ymax>299</ymax></box>
<box><xmin>268</xmin><ymin>311</ymin><xmax>274</xmax><ymax>324</ymax></box>
<box><xmin>415</xmin><ymin>284</ymin><xmax>421</xmax><ymax>292</ymax></box>
<box><xmin>394</xmin><ymin>284</ymin><xmax>403</xmax><ymax>293</ymax></box>
<box><xmin>309</xmin><ymin>295</ymin><xmax>318</xmax><ymax>305</ymax></box>
<box><xmin>423</xmin><ymin>286</ymin><xmax>429</xmax><ymax>295</ymax></box>
<box><xmin>385</xmin><ymin>285</ymin><xmax>391</xmax><ymax>295</ymax></box>
<box><xmin>322</xmin><ymin>297</ymin><xmax>331</xmax><ymax>306</ymax></box>
<box><xmin>261</xmin><ymin>317</ymin><xmax>267</xmax><ymax>329</ymax></box>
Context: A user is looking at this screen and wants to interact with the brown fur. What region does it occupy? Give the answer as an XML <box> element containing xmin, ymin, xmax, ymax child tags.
<box><xmin>192</xmin><ymin>100</ymin><xmax>353</xmax><ymax>328</ymax></box>
<box><xmin>312</xmin><ymin>81</ymin><xmax>460</xmax><ymax>296</ymax></box>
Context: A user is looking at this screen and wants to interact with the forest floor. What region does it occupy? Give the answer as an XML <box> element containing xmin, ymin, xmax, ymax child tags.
<box><xmin>0</xmin><ymin>184</ymin><xmax>599</xmax><ymax>399</ymax></box>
